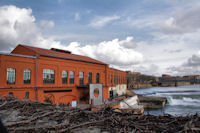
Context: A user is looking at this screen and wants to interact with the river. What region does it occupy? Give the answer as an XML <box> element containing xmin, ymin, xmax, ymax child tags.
<box><xmin>133</xmin><ymin>85</ymin><xmax>200</xmax><ymax>116</ymax></box>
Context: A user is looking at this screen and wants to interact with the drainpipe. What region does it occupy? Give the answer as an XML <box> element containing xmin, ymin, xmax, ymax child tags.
<box><xmin>105</xmin><ymin>65</ymin><xmax>109</xmax><ymax>99</ymax></box>
<box><xmin>35</xmin><ymin>57</ymin><xmax>38</xmax><ymax>101</ymax></box>
<box><xmin>105</xmin><ymin>65</ymin><xmax>108</xmax><ymax>87</ymax></box>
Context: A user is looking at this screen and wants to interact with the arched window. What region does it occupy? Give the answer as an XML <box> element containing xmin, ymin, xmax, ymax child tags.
<box><xmin>110</xmin><ymin>74</ymin><xmax>112</xmax><ymax>84</ymax></box>
<box><xmin>43</xmin><ymin>69</ymin><xmax>55</xmax><ymax>84</ymax></box>
<box><xmin>24</xmin><ymin>69</ymin><xmax>31</xmax><ymax>84</ymax></box>
<box><xmin>96</xmin><ymin>73</ymin><xmax>100</xmax><ymax>83</ymax></box>
<box><xmin>88</xmin><ymin>72</ymin><xmax>92</xmax><ymax>84</ymax></box>
<box><xmin>69</xmin><ymin>71</ymin><xmax>74</xmax><ymax>84</ymax></box>
<box><xmin>62</xmin><ymin>70</ymin><xmax>67</xmax><ymax>84</ymax></box>
<box><xmin>7</xmin><ymin>68</ymin><xmax>15</xmax><ymax>84</ymax></box>
<box><xmin>79</xmin><ymin>72</ymin><xmax>84</xmax><ymax>85</ymax></box>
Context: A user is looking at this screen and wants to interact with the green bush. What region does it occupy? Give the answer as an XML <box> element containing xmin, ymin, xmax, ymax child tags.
<box><xmin>44</xmin><ymin>96</ymin><xmax>53</xmax><ymax>104</ymax></box>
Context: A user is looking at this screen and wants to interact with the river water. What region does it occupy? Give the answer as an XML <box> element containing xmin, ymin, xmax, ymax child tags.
<box><xmin>133</xmin><ymin>85</ymin><xmax>200</xmax><ymax>116</ymax></box>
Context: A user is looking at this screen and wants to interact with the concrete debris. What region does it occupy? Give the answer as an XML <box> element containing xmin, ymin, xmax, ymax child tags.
<box><xmin>137</xmin><ymin>95</ymin><xmax>167</xmax><ymax>109</ymax></box>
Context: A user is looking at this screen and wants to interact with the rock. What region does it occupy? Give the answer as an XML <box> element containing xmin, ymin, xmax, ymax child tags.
<box><xmin>0</xmin><ymin>109</ymin><xmax>24</xmax><ymax>123</ymax></box>
<box><xmin>138</xmin><ymin>95</ymin><xmax>167</xmax><ymax>109</ymax></box>
<box><xmin>125</xmin><ymin>90</ymin><xmax>136</xmax><ymax>97</ymax></box>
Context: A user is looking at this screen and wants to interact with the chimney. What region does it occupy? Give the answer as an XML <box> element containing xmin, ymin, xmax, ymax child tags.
<box><xmin>50</xmin><ymin>48</ymin><xmax>71</xmax><ymax>54</ymax></box>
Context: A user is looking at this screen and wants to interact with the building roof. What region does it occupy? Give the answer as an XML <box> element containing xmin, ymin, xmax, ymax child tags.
<box><xmin>18</xmin><ymin>45</ymin><xmax>106</xmax><ymax>65</ymax></box>
<box><xmin>109</xmin><ymin>67</ymin><xmax>126</xmax><ymax>73</ymax></box>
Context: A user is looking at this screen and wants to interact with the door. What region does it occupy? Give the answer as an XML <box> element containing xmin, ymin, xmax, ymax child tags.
<box><xmin>89</xmin><ymin>84</ymin><xmax>103</xmax><ymax>105</ymax></box>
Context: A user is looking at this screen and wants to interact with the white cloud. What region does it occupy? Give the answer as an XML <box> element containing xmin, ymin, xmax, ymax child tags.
<box><xmin>1</xmin><ymin>4</ymin><xmax>200</xmax><ymax>76</ymax></box>
<box><xmin>0</xmin><ymin>5</ymin><xmax>60</xmax><ymax>51</ymax></box>
<box><xmin>161</xmin><ymin>4</ymin><xmax>200</xmax><ymax>34</ymax></box>
<box><xmin>0</xmin><ymin>5</ymin><xmax>143</xmax><ymax>71</ymax></box>
<box><xmin>167</xmin><ymin>51</ymin><xmax>200</xmax><ymax>76</ymax></box>
<box><xmin>39</xmin><ymin>20</ymin><xmax>55</xmax><ymax>28</ymax></box>
<box><xmin>89</xmin><ymin>15</ymin><xmax>120</xmax><ymax>28</ymax></box>
<box><xmin>118</xmin><ymin>36</ymin><xmax>137</xmax><ymax>49</ymax></box>
<box><xmin>131</xmin><ymin>4</ymin><xmax>200</xmax><ymax>75</ymax></box>
<box><xmin>184</xmin><ymin>51</ymin><xmax>200</xmax><ymax>67</ymax></box>
<box><xmin>123</xmin><ymin>15</ymin><xmax>165</xmax><ymax>29</ymax></box>
<box><xmin>131</xmin><ymin>31</ymin><xmax>200</xmax><ymax>76</ymax></box>
<box><xmin>51</xmin><ymin>37</ymin><xmax>144</xmax><ymax>67</ymax></box>
<box><xmin>74</xmin><ymin>13</ymin><xmax>80</xmax><ymax>21</ymax></box>
<box><xmin>133</xmin><ymin>64</ymin><xmax>160</xmax><ymax>76</ymax></box>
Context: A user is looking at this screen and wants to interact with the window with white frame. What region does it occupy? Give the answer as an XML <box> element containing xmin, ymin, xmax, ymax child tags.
<box><xmin>69</xmin><ymin>71</ymin><xmax>74</xmax><ymax>84</ymax></box>
<box><xmin>79</xmin><ymin>72</ymin><xmax>84</xmax><ymax>85</ymax></box>
<box><xmin>7</xmin><ymin>68</ymin><xmax>15</xmax><ymax>84</ymax></box>
<box><xmin>24</xmin><ymin>69</ymin><xmax>31</xmax><ymax>84</ymax></box>
<box><xmin>62</xmin><ymin>70</ymin><xmax>67</xmax><ymax>84</ymax></box>
<box><xmin>43</xmin><ymin>69</ymin><xmax>55</xmax><ymax>84</ymax></box>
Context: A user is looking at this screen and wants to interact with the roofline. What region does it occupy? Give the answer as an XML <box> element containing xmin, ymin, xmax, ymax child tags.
<box><xmin>40</xmin><ymin>54</ymin><xmax>107</xmax><ymax>65</ymax></box>
<box><xmin>18</xmin><ymin>44</ymin><xmax>107</xmax><ymax>65</ymax></box>
<box><xmin>109</xmin><ymin>67</ymin><xmax>126</xmax><ymax>73</ymax></box>
<box><xmin>0</xmin><ymin>52</ymin><xmax>36</xmax><ymax>59</ymax></box>
<box><xmin>18</xmin><ymin>44</ymin><xmax>38</xmax><ymax>55</ymax></box>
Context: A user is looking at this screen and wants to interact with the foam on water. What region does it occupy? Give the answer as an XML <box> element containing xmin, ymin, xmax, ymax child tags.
<box><xmin>133</xmin><ymin>85</ymin><xmax>200</xmax><ymax>115</ymax></box>
<box><xmin>168</xmin><ymin>96</ymin><xmax>200</xmax><ymax>106</ymax></box>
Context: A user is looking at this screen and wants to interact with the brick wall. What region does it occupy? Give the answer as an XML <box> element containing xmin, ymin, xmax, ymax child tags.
<box><xmin>0</xmin><ymin>45</ymin><xmax>127</xmax><ymax>104</ymax></box>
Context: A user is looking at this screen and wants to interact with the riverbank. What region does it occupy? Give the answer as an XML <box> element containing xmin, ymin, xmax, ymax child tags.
<box><xmin>126</xmin><ymin>90</ymin><xmax>167</xmax><ymax>109</ymax></box>
<box><xmin>129</xmin><ymin>83</ymin><xmax>152</xmax><ymax>89</ymax></box>
<box><xmin>133</xmin><ymin>85</ymin><xmax>200</xmax><ymax>116</ymax></box>
<box><xmin>0</xmin><ymin>97</ymin><xmax>200</xmax><ymax>132</ymax></box>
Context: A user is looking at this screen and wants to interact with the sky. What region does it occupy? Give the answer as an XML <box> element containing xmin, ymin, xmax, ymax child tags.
<box><xmin>0</xmin><ymin>0</ymin><xmax>200</xmax><ymax>76</ymax></box>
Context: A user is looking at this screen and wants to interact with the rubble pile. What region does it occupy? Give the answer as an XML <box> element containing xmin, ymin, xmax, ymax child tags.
<box><xmin>0</xmin><ymin>97</ymin><xmax>200</xmax><ymax>133</ymax></box>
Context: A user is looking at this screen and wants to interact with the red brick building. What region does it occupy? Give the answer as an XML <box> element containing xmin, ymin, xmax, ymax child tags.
<box><xmin>0</xmin><ymin>44</ymin><xmax>127</xmax><ymax>104</ymax></box>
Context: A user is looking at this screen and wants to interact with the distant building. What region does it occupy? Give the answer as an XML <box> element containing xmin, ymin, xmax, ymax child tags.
<box><xmin>0</xmin><ymin>44</ymin><xmax>127</xmax><ymax>104</ymax></box>
<box><xmin>162</xmin><ymin>74</ymin><xmax>172</xmax><ymax>78</ymax></box>
<box><xmin>126</xmin><ymin>71</ymin><xmax>157</xmax><ymax>89</ymax></box>
<box><xmin>159</xmin><ymin>74</ymin><xmax>200</xmax><ymax>87</ymax></box>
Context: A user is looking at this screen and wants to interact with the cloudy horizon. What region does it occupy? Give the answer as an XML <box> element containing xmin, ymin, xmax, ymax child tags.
<box><xmin>0</xmin><ymin>0</ymin><xmax>200</xmax><ymax>76</ymax></box>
